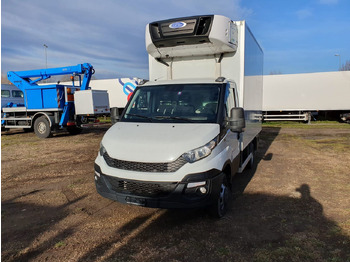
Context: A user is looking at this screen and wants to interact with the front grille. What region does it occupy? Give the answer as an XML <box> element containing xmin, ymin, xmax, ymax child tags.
<box><xmin>103</xmin><ymin>152</ymin><xmax>187</xmax><ymax>173</ymax></box>
<box><xmin>104</xmin><ymin>175</ymin><xmax>177</xmax><ymax>197</ymax></box>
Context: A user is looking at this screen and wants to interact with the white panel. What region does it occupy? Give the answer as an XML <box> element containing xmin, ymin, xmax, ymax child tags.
<box><xmin>74</xmin><ymin>90</ymin><xmax>109</xmax><ymax>115</ymax></box>
<box><xmin>89</xmin><ymin>78</ymin><xmax>139</xmax><ymax>108</ymax></box>
<box><xmin>149</xmin><ymin>55</ymin><xmax>168</xmax><ymax>81</ymax></box>
<box><xmin>263</xmin><ymin>71</ymin><xmax>350</xmax><ymax>111</ymax></box>
<box><xmin>172</xmin><ymin>56</ymin><xmax>217</xmax><ymax>80</ymax></box>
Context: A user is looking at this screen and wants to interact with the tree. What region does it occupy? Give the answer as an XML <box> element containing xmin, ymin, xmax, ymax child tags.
<box><xmin>340</xmin><ymin>60</ymin><xmax>350</xmax><ymax>71</ymax></box>
<box><xmin>1</xmin><ymin>73</ymin><xmax>11</xmax><ymax>84</ymax></box>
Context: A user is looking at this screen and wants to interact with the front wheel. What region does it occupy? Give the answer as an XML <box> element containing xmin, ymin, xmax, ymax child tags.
<box><xmin>209</xmin><ymin>175</ymin><xmax>232</xmax><ymax>218</ymax></box>
<box><xmin>34</xmin><ymin>116</ymin><xmax>52</xmax><ymax>138</ymax></box>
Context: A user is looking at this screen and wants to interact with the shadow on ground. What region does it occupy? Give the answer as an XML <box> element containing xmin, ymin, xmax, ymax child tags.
<box><xmin>231</xmin><ymin>126</ymin><xmax>281</xmax><ymax>197</ymax></box>
<box><xmin>77</xmin><ymin>183</ymin><xmax>350</xmax><ymax>262</ymax></box>
<box><xmin>3</xmin><ymin>184</ymin><xmax>349</xmax><ymax>261</ymax></box>
<box><xmin>1</xmin><ymin>193</ymin><xmax>88</xmax><ymax>261</ymax></box>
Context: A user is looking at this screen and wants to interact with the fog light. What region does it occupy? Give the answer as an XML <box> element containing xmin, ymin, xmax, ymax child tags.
<box><xmin>199</xmin><ymin>187</ymin><xmax>207</xmax><ymax>194</ymax></box>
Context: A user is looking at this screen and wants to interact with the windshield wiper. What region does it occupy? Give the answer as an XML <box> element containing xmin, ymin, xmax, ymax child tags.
<box><xmin>125</xmin><ymin>113</ymin><xmax>153</xmax><ymax>122</ymax></box>
<box><xmin>154</xmin><ymin>116</ymin><xmax>194</xmax><ymax>123</ymax></box>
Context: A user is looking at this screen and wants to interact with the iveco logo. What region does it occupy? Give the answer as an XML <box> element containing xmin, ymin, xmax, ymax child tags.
<box><xmin>169</xmin><ymin>22</ymin><xmax>187</xmax><ymax>29</ymax></box>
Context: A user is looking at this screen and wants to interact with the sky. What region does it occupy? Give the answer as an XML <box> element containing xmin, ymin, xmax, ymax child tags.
<box><xmin>1</xmin><ymin>0</ymin><xmax>349</xmax><ymax>80</ymax></box>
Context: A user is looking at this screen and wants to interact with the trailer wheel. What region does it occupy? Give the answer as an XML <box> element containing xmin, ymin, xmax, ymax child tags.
<box><xmin>209</xmin><ymin>175</ymin><xmax>231</xmax><ymax>218</ymax></box>
<box><xmin>34</xmin><ymin>116</ymin><xmax>52</xmax><ymax>138</ymax></box>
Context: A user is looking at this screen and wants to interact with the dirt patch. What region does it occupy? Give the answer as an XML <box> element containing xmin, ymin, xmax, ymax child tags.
<box><xmin>2</xmin><ymin>125</ymin><xmax>350</xmax><ymax>261</ymax></box>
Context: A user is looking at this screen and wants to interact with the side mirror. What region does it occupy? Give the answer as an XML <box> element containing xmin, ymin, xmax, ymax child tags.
<box><xmin>110</xmin><ymin>107</ymin><xmax>120</xmax><ymax>124</ymax></box>
<box><xmin>227</xmin><ymin>107</ymin><xmax>245</xmax><ymax>132</ymax></box>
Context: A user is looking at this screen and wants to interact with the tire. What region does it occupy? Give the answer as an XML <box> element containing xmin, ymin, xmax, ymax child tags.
<box><xmin>209</xmin><ymin>175</ymin><xmax>232</xmax><ymax>218</ymax></box>
<box><xmin>34</xmin><ymin>116</ymin><xmax>52</xmax><ymax>138</ymax></box>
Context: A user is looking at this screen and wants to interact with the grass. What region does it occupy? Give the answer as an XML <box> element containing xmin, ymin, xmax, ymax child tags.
<box><xmin>309</xmin><ymin>138</ymin><xmax>350</xmax><ymax>152</ymax></box>
<box><xmin>97</xmin><ymin>116</ymin><xmax>111</xmax><ymax>123</ymax></box>
<box><xmin>284</xmin><ymin>132</ymin><xmax>350</xmax><ymax>153</ymax></box>
<box><xmin>54</xmin><ymin>241</ymin><xmax>66</xmax><ymax>248</ymax></box>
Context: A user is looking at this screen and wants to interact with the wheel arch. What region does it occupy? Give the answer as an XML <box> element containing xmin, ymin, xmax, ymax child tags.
<box><xmin>222</xmin><ymin>161</ymin><xmax>233</xmax><ymax>187</ymax></box>
<box><xmin>221</xmin><ymin>152</ymin><xmax>241</xmax><ymax>187</ymax></box>
<box><xmin>32</xmin><ymin>112</ymin><xmax>54</xmax><ymax>127</ymax></box>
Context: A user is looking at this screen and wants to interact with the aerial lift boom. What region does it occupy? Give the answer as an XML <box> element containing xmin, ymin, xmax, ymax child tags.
<box><xmin>7</xmin><ymin>63</ymin><xmax>94</xmax><ymax>92</ymax></box>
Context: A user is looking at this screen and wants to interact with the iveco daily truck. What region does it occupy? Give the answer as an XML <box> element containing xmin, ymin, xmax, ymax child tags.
<box><xmin>94</xmin><ymin>15</ymin><xmax>263</xmax><ymax>217</ymax></box>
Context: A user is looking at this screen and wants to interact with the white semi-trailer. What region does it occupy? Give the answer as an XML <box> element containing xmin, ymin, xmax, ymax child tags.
<box><xmin>94</xmin><ymin>15</ymin><xmax>263</xmax><ymax>217</ymax></box>
<box><xmin>263</xmin><ymin>71</ymin><xmax>350</xmax><ymax>121</ymax></box>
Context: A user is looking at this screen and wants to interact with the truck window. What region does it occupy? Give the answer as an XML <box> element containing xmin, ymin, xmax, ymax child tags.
<box><xmin>123</xmin><ymin>84</ymin><xmax>223</xmax><ymax>123</ymax></box>
<box><xmin>1</xmin><ymin>90</ymin><xmax>10</xmax><ymax>98</ymax></box>
<box><xmin>12</xmin><ymin>90</ymin><xmax>24</xmax><ymax>98</ymax></box>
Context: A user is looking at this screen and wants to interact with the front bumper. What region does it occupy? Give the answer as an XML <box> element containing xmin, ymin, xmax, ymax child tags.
<box><xmin>94</xmin><ymin>164</ymin><xmax>223</xmax><ymax>209</ymax></box>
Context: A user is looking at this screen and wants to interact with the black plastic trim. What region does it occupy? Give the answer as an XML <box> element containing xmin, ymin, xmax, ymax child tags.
<box><xmin>149</xmin><ymin>15</ymin><xmax>214</xmax><ymax>48</ymax></box>
<box><xmin>181</xmin><ymin>169</ymin><xmax>221</xmax><ymax>182</ymax></box>
<box><xmin>94</xmin><ymin>163</ymin><xmax>224</xmax><ymax>209</ymax></box>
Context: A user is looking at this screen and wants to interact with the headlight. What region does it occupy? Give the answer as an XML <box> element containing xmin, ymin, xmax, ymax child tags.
<box><xmin>100</xmin><ymin>142</ymin><xmax>107</xmax><ymax>156</ymax></box>
<box><xmin>182</xmin><ymin>137</ymin><xmax>218</xmax><ymax>163</ymax></box>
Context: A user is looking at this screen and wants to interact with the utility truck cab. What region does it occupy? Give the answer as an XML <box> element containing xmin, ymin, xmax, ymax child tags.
<box><xmin>95</xmin><ymin>15</ymin><xmax>263</xmax><ymax>217</ymax></box>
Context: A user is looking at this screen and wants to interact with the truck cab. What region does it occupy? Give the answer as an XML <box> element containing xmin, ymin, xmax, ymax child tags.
<box><xmin>95</xmin><ymin>78</ymin><xmax>244</xmax><ymax>217</ymax></box>
<box><xmin>94</xmin><ymin>15</ymin><xmax>263</xmax><ymax>217</ymax></box>
<box><xmin>1</xmin><ymin>84</ymin><xmax>24</xmax><ymax>109</ymax></box>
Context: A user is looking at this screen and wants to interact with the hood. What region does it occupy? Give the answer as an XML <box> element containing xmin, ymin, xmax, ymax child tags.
<box><xmin>102</xmin><ymin>122</ymin><xmax>220</xmax><ymax>163</ymax></box>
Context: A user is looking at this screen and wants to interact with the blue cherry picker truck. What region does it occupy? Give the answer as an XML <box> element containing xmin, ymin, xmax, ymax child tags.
<box><xmin>1</xmin><ymin>63</ymin><xmax>110</xmax><ymax>138</ymax></box>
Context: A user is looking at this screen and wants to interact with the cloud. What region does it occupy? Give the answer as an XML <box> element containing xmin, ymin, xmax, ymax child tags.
<box><xmin>2</xmin><ymin>0</ymin><xmax>253</xmax><ymax>79</ymax></box>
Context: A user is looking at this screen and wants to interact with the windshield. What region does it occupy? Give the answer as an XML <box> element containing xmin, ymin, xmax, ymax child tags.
<box><xmin>122</xmin><ymin>84</ymin><xmax>222</xmax><ymax>123</ymax></box>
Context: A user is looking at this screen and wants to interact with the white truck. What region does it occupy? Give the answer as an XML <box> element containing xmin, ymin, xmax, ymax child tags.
<box><xmin>94</xmin><ymin>15</ymin><xmax>263</xmax><ymax>217</ymax></box>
